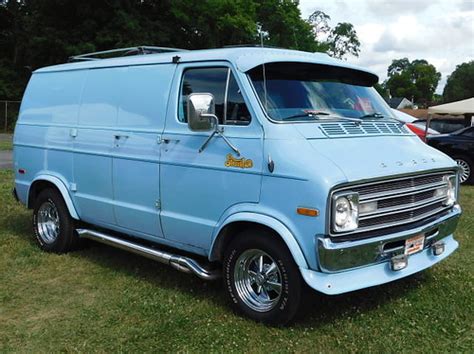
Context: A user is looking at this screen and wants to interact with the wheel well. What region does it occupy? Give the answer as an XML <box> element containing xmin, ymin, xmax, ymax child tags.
<box><xmin>210</xmin><ymin>221</ymin><xmax>284</xmax><ymax>262</ymax></box>
<box><xmin>28</xmin><ymin>180</ymin><xmax>61</xmax><ymax>209</ymax></box>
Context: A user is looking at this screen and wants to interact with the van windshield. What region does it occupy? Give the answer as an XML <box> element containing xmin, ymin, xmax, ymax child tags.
<box><xmin>248</xmin><ymin>62</ymin><xmax>394</xmax><ymax>122</ymax></box>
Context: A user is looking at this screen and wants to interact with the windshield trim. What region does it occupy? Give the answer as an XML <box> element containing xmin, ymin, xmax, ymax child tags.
<box><xmin>245</xmin><ymin>73</ymin><xmax>396</xmax><ymax>125</ymax></box>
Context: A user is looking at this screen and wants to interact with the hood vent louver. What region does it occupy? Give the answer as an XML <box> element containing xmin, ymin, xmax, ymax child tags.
<box><xmin>319</xmin><ymin>122</ymin><xmax>411</xmax><ymax>138</ymax></box>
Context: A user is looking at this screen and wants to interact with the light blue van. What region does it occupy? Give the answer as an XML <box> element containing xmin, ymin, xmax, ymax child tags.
<box><xmin>13</xmin><ymin>46</ymin><xmax>462</xmax><ymax>324</ymax></box>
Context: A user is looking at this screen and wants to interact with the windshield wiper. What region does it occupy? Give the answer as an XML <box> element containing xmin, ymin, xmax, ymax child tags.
<box><xmin>281</xmin><ymin>109</ymin><xmax>363</xmax><ymax>124</ymax></box>
<box><xmin>359</xmin><ymin>112</ymin><xmax>385</xmax><ymax>119</ymax></box>
<box><xmin>281</xmin><ymin>110</ymin><xmax>331</xmax><ymax>121</ymax></box>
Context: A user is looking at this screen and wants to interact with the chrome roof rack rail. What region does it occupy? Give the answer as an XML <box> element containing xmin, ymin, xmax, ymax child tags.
<box><xmin>68</xmin><ymin>46</ymin><xmax>188</xmax><ymax>62</ymax></box>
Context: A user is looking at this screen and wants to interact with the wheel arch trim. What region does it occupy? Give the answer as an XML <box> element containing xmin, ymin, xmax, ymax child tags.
<box><xmin>29</xmin><ymin>174</ymin><xmax>79</xmax><ymax>220</ymax></box>
<box><xmin>209</xmin><ymin>212</ymin><xmax>309</xmax><ymax>269</ymax></box>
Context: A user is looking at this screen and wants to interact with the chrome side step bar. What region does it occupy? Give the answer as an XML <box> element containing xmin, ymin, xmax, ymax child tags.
<box><xmin>76</xmin><ymin>229</ymin><xmax>220</xmax><ymax>280</ymax></box>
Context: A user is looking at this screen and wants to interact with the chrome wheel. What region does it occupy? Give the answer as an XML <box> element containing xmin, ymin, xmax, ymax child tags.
<box><xmin>37</xmin><ymin>201</ymin><xmax>60</xmax><ymax>244</ymax></box>
<box><xmin>234</xmin><ymin>249</ymin><xmax>282</xmax><ymax>312</ymax></box>
<box><xmin>456</xmin><ymin>159</ymin><xmax>471</xmax><ymax>183</ymax></box>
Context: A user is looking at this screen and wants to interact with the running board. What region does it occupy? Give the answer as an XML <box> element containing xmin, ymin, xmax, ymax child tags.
<box><xmin>76</xmin><ymin>229</ymin><xmax>220</xmax><ymax>280</ymax></box>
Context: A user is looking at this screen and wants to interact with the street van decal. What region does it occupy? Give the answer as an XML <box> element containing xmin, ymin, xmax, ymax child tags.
<box><xmin>225</xmin><ymin>154</ymin><xmax>253</xmax><ymax>169</ymax></box>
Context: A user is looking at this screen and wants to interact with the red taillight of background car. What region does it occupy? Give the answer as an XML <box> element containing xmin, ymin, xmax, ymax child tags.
<box><xmin>406</xmin><ymin>123</ymin><xmax>427</xmax><ymax>141</ymax></box>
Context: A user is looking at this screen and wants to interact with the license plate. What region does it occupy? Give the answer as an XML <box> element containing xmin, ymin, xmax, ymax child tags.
<box><xmin>405</xmin><ymin>234</ymin><xmax>425</xmax><ymax>255</ymax></box>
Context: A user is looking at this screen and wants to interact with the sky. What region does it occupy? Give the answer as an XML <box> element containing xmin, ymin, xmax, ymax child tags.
<box><xmin>299</xmin><ymin>0</ymin><xmax>474</xmax><ymax>94</ymax></box>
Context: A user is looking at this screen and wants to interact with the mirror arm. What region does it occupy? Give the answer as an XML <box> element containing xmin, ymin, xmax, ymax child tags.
<box><xmin>218</xmin><ymin>132</ymin><xmax>241</xmax><ymax>156</ymax></box>
<box><xmin>198</xmin><ymin>129</ymin><xmax>218</xmax><ymax>153</ymax></box>
<box><xmin>199</xmin><ymin>114</ymin><xmax>241</xmax><ymax>156</ymax></box>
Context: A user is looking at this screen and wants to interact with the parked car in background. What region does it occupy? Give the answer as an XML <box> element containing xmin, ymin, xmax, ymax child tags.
<box><xmin>416</xmin><ymin>118</ymin><xmax>467</xmax><ymax>134</ymax></box>
<box><xmin>391</xmin><ymin>109</ymin><xmax>439</xmax><ymax>140</ymax></box>
<box><xmin>427</xmin><ymin>127</ymin><xmax>474</xmax><ymax>184</ymax></box>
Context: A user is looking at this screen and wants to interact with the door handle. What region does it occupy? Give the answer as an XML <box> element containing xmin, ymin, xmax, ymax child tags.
<box><xmin>114</xmin><ymin>134</ymin><xmax>129</xmax><ymax>147</ymax></box>
<box><xmin>114</xmin><ymin>134</ymin><xmax>129</xmax><ymax>140</ymax></box>
<box><xmin>161</xmin><ymin>137</ymin><xmax>180</xmax><ymax>144</ymax></box>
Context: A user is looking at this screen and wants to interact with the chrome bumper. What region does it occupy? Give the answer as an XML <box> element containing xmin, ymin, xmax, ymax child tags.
<box><xmin>318</xmin><ymin>204</ymin><xmax>462</xmax><ymax>272</ymax></box>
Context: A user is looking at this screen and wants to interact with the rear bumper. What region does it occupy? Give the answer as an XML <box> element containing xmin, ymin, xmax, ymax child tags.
<box><xmin>318</xmin><ymin>204</ymin><xmax>461</xmax><ymax>272</ymax></box>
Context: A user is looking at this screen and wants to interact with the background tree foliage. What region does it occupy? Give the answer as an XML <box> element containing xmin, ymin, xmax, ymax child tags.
<box><xmin>383</xmin><ymin>58</ymin><xmax>441</xmax><ymax>106</ymax></box>
<box><xmin>442</xmin><ymin>61</ymin><xmax>474</xmax><ymax>103</ymax></box>
<box><xmin>0</xmin><ymin>0</ymin><xmax>361</xmax><ymax>100</ymax></box>
<box><xmin>306</xmin><ymin>10</ymin><xmax>360</xmax><ymax>59</ymax></box>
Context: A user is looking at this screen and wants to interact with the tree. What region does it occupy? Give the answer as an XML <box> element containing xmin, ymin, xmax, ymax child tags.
<box><xmin>374</xmin><ymin>83</ymin><xmax>388</xmax><ymax>99</ymax></box>
<box><xmin>326</xmin><ymin>22</ymin><xmax>360</xmax><ymax>59</ymax></box>
<box><xmin>443</xmin><ymin>61</ymin><xmax>474</xmax><ymax>103</ymax></box>
<box><xmin>387</xmin><ymin>58</ymin><xmax>411</xmax><ymax>76</ymax></box>
<box><xmin>0</xmin><ymin>1</ymin><xmax>361</xmax><ymax>100</ymax></box>
<box><xmin>307</xmin><ymin>10</ymin><xmax>360</xmax><ymax>59</ymax></box>
<box><xmin>255</xmin><ymin>0</ymin><xmax>321</xmax><ymax>52</ymax></box>
<box><xmin>384</xmin><ymin>58</ymin><xmax>441</xmax><ymax>106</ymax></box>
<box><xmin>308</xmin><ymin>10</ymin><xmax>330</xmax><ymax>39</ymax></box>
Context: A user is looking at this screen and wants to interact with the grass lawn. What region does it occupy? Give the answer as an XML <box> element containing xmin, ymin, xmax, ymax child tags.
<box><xmin>0</xmin><ymin>169</ymin><xmax>473</xmax><ymax>352</ymax></box>
<box><xmin>0</xmin><ymin>139</ymin><xmax>12</xmax><ymax>151</ymax></box>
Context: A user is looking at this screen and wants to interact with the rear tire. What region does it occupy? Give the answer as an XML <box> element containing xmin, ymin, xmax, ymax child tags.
<box><xmin>33</xmin><ymin>188</ymin><xmax>81</xmax><ymax>253</ymax></box>
<box><xmin>454</xmin><ymin>155</ymin><xmax>472</xmax><ymax>184</ymax></box>
<box><xmin>223</xmin><ymin>228</ymin><xmax>303</xmax><ymax>325</ymax></box>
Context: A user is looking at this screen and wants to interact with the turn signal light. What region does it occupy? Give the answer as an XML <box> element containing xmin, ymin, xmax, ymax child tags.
<box><xmin>297</xmin><ymin>207</ymin><xmax>319</xmax><ymax>217</ymax></box>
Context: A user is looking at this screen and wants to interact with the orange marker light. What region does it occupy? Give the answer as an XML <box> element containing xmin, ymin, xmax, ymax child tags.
<box><xmin>297</xmin><ymin>207</ymin><xmax>319</xmax><ymax>217</ymax></box>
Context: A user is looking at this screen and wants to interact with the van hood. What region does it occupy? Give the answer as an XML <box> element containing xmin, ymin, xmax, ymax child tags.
<box><xmin>305</xmin><ymin>135</ymin><xmax>457</xmax><ymax>182</ymax></box>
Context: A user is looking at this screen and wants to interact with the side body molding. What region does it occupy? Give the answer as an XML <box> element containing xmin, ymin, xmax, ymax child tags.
<box><xmin>210</xmin><ymin>212</ymin><xmax>309</xmax><ymax>269</ymax></box>
<box><xmin>30</xmin><ymin>174</ymin><xmax>80</xmax><ymax>220</ymax></box>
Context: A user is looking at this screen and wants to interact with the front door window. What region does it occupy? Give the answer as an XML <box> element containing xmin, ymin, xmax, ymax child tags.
<box><xmin>179</xmin><ymin>67</ymin><xmax>251</xmax><ymax>125</ymax></box>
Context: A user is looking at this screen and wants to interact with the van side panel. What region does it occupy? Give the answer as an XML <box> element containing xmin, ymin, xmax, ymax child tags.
<box><xmin>112</xmin><ymin>64</ymin><xmax>175</xmax><ymax>237</ymax></box>
<box><xmin>14</xmin><ymin>71</ymin><xmax>85</xmax><ymax>205</ymax></box>
<box><xmin>73</xmin><ymin>67</ymin><xmax>126</xmax><ymax>226</ymax></box>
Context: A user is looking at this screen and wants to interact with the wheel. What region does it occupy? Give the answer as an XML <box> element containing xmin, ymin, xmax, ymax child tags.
<box><xmin>33</xmin><ymin>188</ymin><xmax>81</xmax><ymax>253</ymax></box>
<box><xmin>454</xmin><ymin>156</ymin><xmax>472</xmax><ymax>184</ymax></box>
<box><xmin>223</xmin><ymin>228</ymin><xmax>303</xmax><ymax>325</ymax></box>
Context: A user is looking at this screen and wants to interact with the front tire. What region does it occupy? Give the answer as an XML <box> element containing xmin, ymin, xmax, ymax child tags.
<box><xmin>33</xmin><ymin>188</ymin><xmax>81</xmax><ymax>253</ymax></box>
<box><xmin>223</xmin><ymin>228</ymin><xmax>303</xmax><ymax>325</ymax></box>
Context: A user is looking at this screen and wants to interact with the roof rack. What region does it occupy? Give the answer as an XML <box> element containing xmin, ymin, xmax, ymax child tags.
<box><xmin>68</xmin><ymin>46</ymin><xmax>187</xmax><ymax>62</ymax></box>
<box><xmin>222</xmin><ymin>44</ymin><xmax>285</xmax><ymax>49</ymax></box>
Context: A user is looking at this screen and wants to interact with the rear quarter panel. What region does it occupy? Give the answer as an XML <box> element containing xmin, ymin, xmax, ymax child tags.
<box><xmin>14</xmin><ymin>70</ymin><xmax>85</xmax><ymax>204</ymax></box>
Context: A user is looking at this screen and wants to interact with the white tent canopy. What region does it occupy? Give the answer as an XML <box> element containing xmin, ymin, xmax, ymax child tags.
<box><xmin>428</xmin><ymin>97</ymin><xmax>474</xmax><ymax>115</ymax></box>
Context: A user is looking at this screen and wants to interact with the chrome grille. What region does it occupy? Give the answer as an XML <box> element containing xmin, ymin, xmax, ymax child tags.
<box><xmin>332</xmin><ymin>172</ymin><xmax>455</xmax><ymax>235</ymax></box>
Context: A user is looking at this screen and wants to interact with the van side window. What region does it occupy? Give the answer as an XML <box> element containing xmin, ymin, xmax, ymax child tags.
<box><xmin>179</xmin><ymin>67</ymin><xmax>251</xmax><ymax>125</ymax></box>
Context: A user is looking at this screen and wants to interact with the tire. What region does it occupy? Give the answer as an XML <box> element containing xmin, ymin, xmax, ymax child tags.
<box><xmin>223</xmin><ymin>228</ymin><xmax>303</xmax><ymax>325</ymax></box>
<box><xmin>454</xmin><ymin>155</ymin><xmax>473</xmax><ymax>184</ymax></box>
<box><xmin>33</xmin><ymin>188</ymin><xmax>81</xmax><ymax>253</ymax></box>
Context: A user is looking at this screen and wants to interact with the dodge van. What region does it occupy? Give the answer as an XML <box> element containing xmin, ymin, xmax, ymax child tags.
<box><xmin>13</xmin><ymin>46</ymin><xmax>462</xmax><ymax>325</ymax></box>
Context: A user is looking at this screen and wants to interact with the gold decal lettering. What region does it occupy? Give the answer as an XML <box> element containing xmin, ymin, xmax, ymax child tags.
<box><xmin>225</xmin><ymin>154</ymin><xmax>254</xmax><ymax>169</ymax></box>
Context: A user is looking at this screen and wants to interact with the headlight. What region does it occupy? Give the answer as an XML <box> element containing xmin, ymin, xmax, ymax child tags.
<box><xmin>444</xmin><ymin>175</ymin><xmax>457</xmax><ymax>207</ymax></box>
<box><xmin>332</xmin><ymin>192</ymin><xmax>359</xmax><ymax>232</ymax></box>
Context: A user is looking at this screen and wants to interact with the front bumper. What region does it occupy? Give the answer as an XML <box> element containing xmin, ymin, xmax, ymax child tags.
<box><xmin>300</xmin><ymin>204</ymin><xmax>461</xmax><ymax>295</ymax></box>
<box><xmin>318</xmin><ymin>204</ymin><xmax>462</xmax><ymax>272</ymax></box>
<box><xmin>301</xmin><ymin>234</ymin><xmax>458</xmax><ymax>295</ymax></box>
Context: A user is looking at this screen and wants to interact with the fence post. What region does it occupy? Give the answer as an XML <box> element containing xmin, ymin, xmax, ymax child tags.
<box><xmin>4</xmin><ymin>101</ymin><xmax>7</xmax><ymax>133</ymax></box>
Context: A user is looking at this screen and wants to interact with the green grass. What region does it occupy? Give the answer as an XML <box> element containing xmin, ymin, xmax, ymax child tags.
<box><xmin>0</xmin><ymin>169</ymin><xmax>473</xmax><ymax>352</ymax></box>
<box><xmin>0</xmin><ymin>139</ymin><xmax>12</xmax><ymax>151</ymax></box>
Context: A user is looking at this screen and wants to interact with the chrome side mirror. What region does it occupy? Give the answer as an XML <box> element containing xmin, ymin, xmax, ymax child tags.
<box><xmin>186</xmin><ymin>92</ymin><xmax>241</xmax><ymax>156</ymax></box>
<box><xmin>187</xmin><ymin>93</ymin><xmax>215</xmax><ymax>132</ymax></box>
